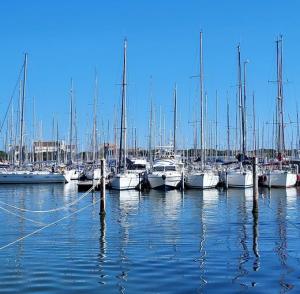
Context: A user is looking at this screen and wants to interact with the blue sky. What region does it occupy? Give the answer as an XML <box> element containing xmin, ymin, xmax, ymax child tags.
<box><xmin>0</xmin><ymin>0</ymin><xmax>299</xmax><ymax>151</ymax></box>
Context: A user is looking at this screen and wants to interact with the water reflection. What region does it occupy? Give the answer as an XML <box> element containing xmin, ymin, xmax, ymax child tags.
<box><xmin>226</xmin><ymin>188</ymin><xmax>253</xmax><ymax>200</ymax></box>
<box><xmin>199</xmin><ymin>189</ymin><xmax>208</xmax><ymax>287</ymax></box>
<box><xmin>111</xmin><ymin>190</ymin><xmax>139</xmax><ymax>292</ymax></box>
<box><xmin>98</xmin><ymin>213</ymin><xmax>106</xmax><ymax>285</ymax></box>
<box><xmin>219</xmin><ymin>188</ymin><xmax>260</xmax><ymax>288</ymax></box>
<box><xmin>163</xmin><ymin>190</ymin><xmax>183</xmax><ymax>220</ymax></box>
<box><xmin>0</xmin><ymin>183</ymin><xmax>78</xmax><ymax>212</ymax></box>
<box><xmin>231</xmin><ymin>188</ymin><xmax>250</xmax><ymax>287</ymax></box>
<box><xmin>269</xmin><ymin>187</ymin><xmax>297</xmax><ymax>199</ymax></box>
<box><xmin>272</xmin><ymin>189</ymin><xmax>294</xmax><ymax>291</ymax></box>
<box><xmin>252</xmin><ymin>202</ymin><xmax>260</xmax><ymax>272</ymax></box>
<box><xmin>118</xmin><ymin>190</ymin><xmax>140</xmax><ymax>212</ymax></box>
<box><xmin>1</xmin><ymin>184</ymin><xmax>300</xmax><ymax>292</ymax></box>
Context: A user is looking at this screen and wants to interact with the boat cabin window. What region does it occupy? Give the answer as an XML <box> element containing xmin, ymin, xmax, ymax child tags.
<box><xmin>131</xmin><ymin>164</ymin><xmax>146</xmax><ymax>170</ymax></box>
<box><xmin>165</xmin><ymin>166</ymin><xmax>176</xmax><ymax>171</ymax></box>
<box><xmin>153</xmin><ymin>166</ymin><xmax>164</xmax><ymax>172</ymax></box>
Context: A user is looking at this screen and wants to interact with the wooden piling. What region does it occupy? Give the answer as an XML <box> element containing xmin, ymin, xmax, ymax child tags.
<box><xmin>100</xmin><ymin>158</ymin><xmax>106</xmax><ymax>215</ymax></box>
<box><xmin>252</xmin><ymin>157</ymin><xmax>258</xmax><ymax>214</ymax></box>
<box><xmin>138</xmin><ymin>173</ymin><xmax>142</xmax><ymax>191</ymax></box>
<box><xmin>225</xmin><ymin>170</ymin><xmax>228</xmax><ymax>190</ymax></box>
<box><xmin>181</xmin><ymin>168</ymin><xmax>185</xmax><ymax>191</ymax></box>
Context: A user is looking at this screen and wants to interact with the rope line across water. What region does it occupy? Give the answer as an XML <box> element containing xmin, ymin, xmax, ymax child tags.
<box><xmin>0</xmin><ymin>205</ymin><xmax>46</xmax><ymax>226</ymax></box>
<box><xmin>0</xmin><ymin>198</ymin><xmax>100</xmax><ymax>250</ymax></box>
<box><xmin>0</xmin><ymin>181</ymin><xmax>99</xmax><ymax>213</ymax></box>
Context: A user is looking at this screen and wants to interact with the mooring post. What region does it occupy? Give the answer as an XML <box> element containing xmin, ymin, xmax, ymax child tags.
<box><xmin>296</xmin><ymin>164</ymin><xmax>299</xmax><ymax>186</ymax></box>
<box><xmin>225</xmin><ymin>170</ymin><xmax>228</xmax><ymax>190</ymax></box>
<box><xmin>181</xmin><ymin>167</ymin><xmax>185</xmax><ymax>191</ymax></box>
<box><xmin>100</xmin><ymin>158</ymin><xmax>106</xmax><ymax>215</ymax></box>
<box><xmin>252</xmin><ymin>157</ymin><xmax>258</xmax><ymax>214</ymax></box>
<box><xmin>138</xmin><ymin>173</ymin><xmax>142</xmax><ymax>191</ymax></box>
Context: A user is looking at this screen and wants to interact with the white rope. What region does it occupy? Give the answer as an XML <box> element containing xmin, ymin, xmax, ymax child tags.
<box><xmin>0</xmin><ymin>181</ymin><xmax>99</xmax><ymax>213</ymax></box>
<box><xmin>0</xmin><ymin>198</ymin><xmax>100</xmax><ymax>250</ymax></box>
<box><xmin>0</xmin><ymin>205</ymin><xmax>46</xmax><ymax>226</ymax></box>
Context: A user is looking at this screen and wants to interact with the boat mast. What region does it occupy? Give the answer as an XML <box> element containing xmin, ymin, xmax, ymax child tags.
<box><xmin>69</xmin><ymin>79</ymin><xmax>74</xmax><ymax>164</ymax></box>
<box><xmin>261</xmin><ymin>123</ymin><xmax>265</xmax><ymax>158</ymax></box>
<box><xmin>237</xmin><ymin>45</ymin><xmax>246</xmax><ymax>158</ymax></box>
<box><xmin>19</xmin><ymin>53</ymin><xmax>28</xmax><ymax>167</ymax></box>
<box><xmin>51</xmin><ymin>115</ymin><xmax>55</xmax><ymax>162</ymax></box>
<box><xmin>297</xmin><ymin>105</ymin><xmax>300</xmax><ymax>151</ymax></box>
<box><xmin>74</xmin><ymin>105</ymin><xmax>78</xmax><ymax>165</ymax></box>
<box><xmin>113</xmin><ymin>104</ymin><xmax>117</xmax><ymax>162</ymax></box>
<box><xmin>243</xmin><ymin>60</ymin><xmax>248</xmax><ymax>156</ymax></box>
<box><xmin>92</xmin><ymin>72</ymin><xmax>98</xmax><ymax>163</ymax></box>
<box><xmin>215</xmin><ymin>90</ymin><xmax>218</xmax><ymax>160</ymax></box>
<box><xmin>200</xmin><ymin>31</ymin><xmax>204</xmax><ymax>169</ymax></box>
<box><xmin>257</xmin><ymin>119</ymin><xmax>260</xmax><ymax>156</ymax></box>
<box><xmin>271</xmin><ymin>113</ymin><xmax>274</xmax><ymax>158</ymax></box>
<box><xmin>56</xmin><ymin>121</ymin><xmax>60</xmax><ymax>165</ymax></box>
<box><xmin>32</xmin><ymin>96</ymin><xmax>35</xmax><ymax>163</ymax></box>
<box><xmin>226</xmin><ymin>97</ymin><xmax>230</xmax><ymax>159</ymax></box>
<box><xmin>118</xmin><ymin>38</ymin><xmax>127</xmax><ymax>172</ymax></box>
<box><xmin>193</xmin><ymin>102</ymin><xmax>198</xmax><ymax>159</ymax></box>
<box><xmin>173</xmin><ymin>84</ymin><xmax>177</xmax><ymax>156</ymax></box>
<box><xmin>204</xmin><ymin>92</ymin><xmax>208</xmax><ymax>164</ymax></box>
<box><xmin>9</xmin><ymin>103</ymin><xmax>14</xmax><ymax>163</ymax></box>
<box><xmin>159</xmin><ymin>106</ymin><xmax>162</xmax><ymax>148</ymax></box>
<box><xmin>276</xmin><ymin>36</ymin><xmax>285</xmax><ymax>159</ymax></box>
<box><xmin>148</xmin><ymin>96</ymin><xmax>153</xmax><ymax>163</ymax></box>
<box><xmin>134</xmin><ymin>127</ymin><xmax>137</xmax><ymax>157</ymax></box>
<box><xmin>252</xmin><ymin>92</ymin><xmax>256</xmax><ymax>156</ymax></box>
<box><xmin>235</xmin><ymin>91</ymin><xmax>238</xmax><ymax>156</ymax></box>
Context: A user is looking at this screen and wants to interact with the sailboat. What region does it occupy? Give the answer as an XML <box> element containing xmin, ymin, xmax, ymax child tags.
<box><xmin>224</xmin><ymin>45</ymin><xmax>253</xmax><ymax>188</ymax></box>
<box><xmin>147</xmin><ymin>85</ymin><xmax>183</xmax><ymax>190</ymax></box>
<box><xmin>110</xmin><ymin>39</ymin><xmax>140</xmax><ymax>190</ymax></box>
<box><xmin>0</xmin><ymin>54</ymin><xmax>67</xmax><ymax>184</ymax></box>
<box><xmin>84</xmin><ymin>73</ymin><xmax>101</xmax><ymax>181</ymax></box>
<box><xmin>262</xmin><ymin>36</ymin><xmax>297</xmax><ymax>188</ymax></box>
<box><xmin>65</xmin><ymin>79</ymin><xmax>81</xmax><ymax>181</ymax></box>
<box><xmin>186</xmin><ymin>32</ymin><xmax>219</xmax><ymax>189</ymax></box>
<box><xmin>0</xmin><ymin>169</ymin><xmax>67</xmax><ymax>184</ymax></box>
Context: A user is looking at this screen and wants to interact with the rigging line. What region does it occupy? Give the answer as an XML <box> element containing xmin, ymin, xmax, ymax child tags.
<box><xmin>0</xmin><ymin>62</ymin><xmax>25</xmax><ymax>134</ymax></box>
<box><xmin>0</xmin><ymin>198</ymin><xmax>100</xmax><ymax>251</ymax></box>
<box><xmin>0</xmin><ymin>182</ymin><xmax>98</xmax><ymax>213</ymax></box>
<box><xmin>0</xmin><ymin>205</ymin><xmax>46</xmax><ymax>226</ymax></box>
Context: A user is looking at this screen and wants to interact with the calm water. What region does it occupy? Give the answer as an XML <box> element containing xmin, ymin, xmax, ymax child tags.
<box><xmin>0</xmin><ymin>183</ymin><xmax>300</xmax><ymax>293</ymax></box>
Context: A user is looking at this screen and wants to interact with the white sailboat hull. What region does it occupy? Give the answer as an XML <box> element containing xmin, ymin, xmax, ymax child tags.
<box><xmin>226</xmin><ymin>170</ymin><xmax>253</xmax><ymax>188</ymax></box>
<box><xmin>110</xmin><ymin>173</ymin><xmax>140</xmax><ymax>190</ymax></box>
<box><xmin>186</xmin><ymin>171</ymin><xmax>219</xmax><ymax>189</ymax></box>
<box><xmin>263</xmin><ymin>171</ymin><xmax>297</xmax><ymax>188</ymax></box>
<box><xmin>147</xmin><ymin>172</ymin><xmax>181</xmax><ymax>190</ymax></box>
<box><xmin>0</xmin><ymin>171</ymin><xmax>66</xmax><ymax>184</ymax></box>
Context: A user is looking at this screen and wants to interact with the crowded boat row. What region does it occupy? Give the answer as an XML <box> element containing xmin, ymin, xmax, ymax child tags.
<box><xmin>0</xmin><ymin>36</ymin><xmax>298</xmax><ymax>190</ymax></box>
<box><xmin>0</xmin><ymin>153</ymin><xmax>297</xmax><ymax>190</ymax></box>
<box><xmin>82</xmin><ymin>154</ymin><xmax>297</xmax><ymax>190</ymax></box>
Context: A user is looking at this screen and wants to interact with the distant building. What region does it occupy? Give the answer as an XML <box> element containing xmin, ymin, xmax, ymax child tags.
<box><xmin>33</xmin><ymin>140</ymin><xmax>75</xmax><ymax>162</ymax></box>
